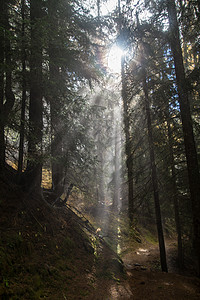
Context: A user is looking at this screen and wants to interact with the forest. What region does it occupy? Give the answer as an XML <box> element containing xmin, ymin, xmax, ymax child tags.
<box><xmin>0</xmin><ymin>0</ymin><xmax>200</xmax><ymax>299</ymax></box>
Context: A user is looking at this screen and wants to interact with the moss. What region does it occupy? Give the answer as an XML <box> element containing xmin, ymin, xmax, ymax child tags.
<box><xmin>88</xmin><ymin>235</ymin><xmax>97</xmax><ymax>256</ymax></box>
<box><xmin>142</xmin><ymin>228</ymin><xmax>158</xmax><ymax>245</ymax></box>
<box><xmin>129</xmin><ymin>226</ymin><xmax>142</xmax><ymax>243</ymax></box>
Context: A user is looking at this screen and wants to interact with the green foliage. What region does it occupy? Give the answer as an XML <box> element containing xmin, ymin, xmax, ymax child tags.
<box><xmin>141</xmin><ymin>227</ymin><xmax>158</xmax><ymax>245</ymax></box>
<box><xmin>90</xmin><ymin>235</ymin><xmax>99</xmax><ymax>258</ymax></box>
<box><xmin>129</xmin><ymin>226</ymin><xmax>142</xmax><ymax>243</ymax></box>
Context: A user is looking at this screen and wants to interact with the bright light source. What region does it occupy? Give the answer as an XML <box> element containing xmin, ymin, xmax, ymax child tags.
<box><xmin>107</xmin><ymin>45</ymin><xmax>124</xmax><ymax>74</ymax></box>
<box><xmin>101</xmin><ymin>0</ymin><xmax>117</xmax><ymax>16</ymax></box>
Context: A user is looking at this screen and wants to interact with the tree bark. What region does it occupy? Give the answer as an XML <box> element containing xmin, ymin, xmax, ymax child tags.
<box><xmin>0</xmin><ymin>0</ymin><xmax>15</xmax><ymax>173</ymax></box>
<box><xmin>167</xmin><ymin>0</ymin><xmax>200</xmax><ymax>276</ymax></box>
<box><xmin>166</xmin><ymin>113</ymin><xmax>184</xmax><ymax>269</ymax></box>
<box><xmin>18</xmin><ymin>0</ymin><xmax>27</xmax><ymax>180</ymax></box>
<box><xmin>142</xmin><ymin>64</ymin><xmax>168</xmax><ymax>273</ymax></box>
<box><xmin>0</xmin><ymin>0</ymin><xmax>5</xmax><ymax>172</ymax></box>
<box><xmin>113</xmin><ymin>122</ymin><xmax>121</xmax><ymax>209</ymax></box>
<box><xmin>25</xmin><ymin>0</ymin><xmax>43</xmax><ymax>192</ymax></box>
<box><xmin>121</xmin><ymin>55</ymin><xmax>134</xmax><ymax>223</ymax></box>
<box><xmin>97</xmin><ymin>131</ymin><xmax>105</xmax><ymax>204</ymax></box>
<box><xmin>48</xmin><ymin>0</ymin><xmax>64</xmax><ymax>197</ymax></box>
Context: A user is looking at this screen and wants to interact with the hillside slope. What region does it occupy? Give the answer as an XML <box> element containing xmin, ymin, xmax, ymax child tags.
<box><xmin>0</xmin><ymin>180</ymin><xmax>200</xmax><ymax>299</ymax></box>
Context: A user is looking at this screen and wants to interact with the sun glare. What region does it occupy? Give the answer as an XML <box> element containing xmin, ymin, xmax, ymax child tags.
<box><xmin>101</xmin><ymin>0</ymin><xmax>117</xmax><ymax>16</ymax></box>
<box><xmin>107</xmin><ymin>45</ymin><xmax>124</xmax><ymax>74</ymax></box>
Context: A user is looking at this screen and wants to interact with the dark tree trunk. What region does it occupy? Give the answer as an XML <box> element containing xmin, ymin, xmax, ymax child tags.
<box><xmin>167</xmin><ymin>0</ymin><xmax>200</xmax><ymax>276</ymax></box>
<box><xmin>142</xmin><ymin>65</ymin><xmax>168</xmax><ymax>273</ymax></box>
<box><xmin>97</xmin><ymin>133</ymin><xmax>105</xmax><ymax>203</ymax></box>
<box><xmin>0</xmin><ymin>0</ymin><xmax>15</xmax><ymax>174</ymax></box>
<box><xmin>18</xmin><ymin>0</ymin><xmax>27</xmax><ymax>180</ymax></box>
<box><xmin>166</xmin><ymin>110</ymin><xmax>184</xmax><ymax>270</ymax></box>
<box><xmin>4</xmin><ymin>5</ymin><xmax>15</xmax><ymax>117</ymax></box>
<box><xmin>113</xmin><ymin>123</ymin><xmax>120</xmax><ymax>209</ymax></box>
<box><xmin>48</xmin><ymin>0</ymin><xmax>64</xmax><ymax>197</ymax></box>
<box><xmin>97</xmin><ymin>0</ymin><xmax>100</xmax><ymax>18</ymax></box>
<box><xmin>25</xmin><ymin>0</ymin><xmax>43</xmax><ymax>192</ymax></box>
<box><xmin>118</xmin><ymin>0</ymin><xmax>134</xmax><ymax>221</ymax></box>
<box><xmin>121</xmin><ymin>55</ymin><xmax>134</xmax><ymax>223</ymax></box>
<box><xmin>0</xmin><ymin>0</ymin><xmax>5</xmax><ymax>173</ymax></box>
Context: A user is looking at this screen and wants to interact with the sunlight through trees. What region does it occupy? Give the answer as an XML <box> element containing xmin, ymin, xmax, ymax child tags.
<box><xmin>0</xmin><ymin>0</ymin><xmax>200</xmax><ymax>278</ymax></box>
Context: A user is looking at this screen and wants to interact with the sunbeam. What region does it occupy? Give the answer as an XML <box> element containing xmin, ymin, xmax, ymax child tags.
<box><xmin>107</xmin><ymin>45</ymin><xmax>124</xmax><ymax>74</ymax></box>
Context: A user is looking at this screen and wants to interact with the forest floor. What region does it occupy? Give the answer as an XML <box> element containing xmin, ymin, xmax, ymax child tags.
<box><xmin>0</xmin><ymin>181</ymin><xmax>200</xmax><ymax>299</ymax></box>
<box><xmin>118</xmin><ymin>240</ymin><xmax>200</xmax><ymax>299</ymax></box>
<box><xmin>84</xmin><ymin>204</ymin><xmax>200</xmax><ymax>299</ymax></box>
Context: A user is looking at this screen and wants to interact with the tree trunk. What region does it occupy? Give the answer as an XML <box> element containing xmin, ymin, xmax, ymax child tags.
<box><xmin>97</xmin><ymin>133</ymin><xmax>105</xmax><ymax>203</ymax></box>
<box><xmin>0</xmin><ymin>0</ymin><xmax>5</xmax><ymax>172</ymax></box>
<box><xmin>113</xmin><ymin>123</ymin><xmax>120</xmax><ymax>209</ymax></box>
<box><xmin>48</xmin><ymin>0</ymin><xmax>64</xmax><ymax>197</ymax></box>
<box><xmin>142</xmin><ymin>65</ymin><xmax>168</xmax><ymax>273</ymax></box>
<box><xmin>166</xmin><ymin>112</ymin><xmax>184</xmax><ymax>269</ymax></box>
<box><xmin>167</xmin><ymin>0</ymin><xmax>200</xmax><ymax>276</ymax></box>
<box><xmin>121</xmin><ymin>55</ymin><xmax>134</xmax><ymax>223</ymax></box>
<box><xmin>0</xmin><ymin>0</ymin><xmax>15</xmax><ymax>174</ymax></box>
<box><xmin>4</xmin><ymin>5</ymin><xmax>15</xmax><ymax>118</ymax></box>
<box><xmin>18</xmin><ymin>0</ymin><xmax>26</xmax><ymax>180</ymax></box>
<box><xmin>25</xmin><ymin>0</ymin><xmax>43</xmax><ymax>192</ymax></box>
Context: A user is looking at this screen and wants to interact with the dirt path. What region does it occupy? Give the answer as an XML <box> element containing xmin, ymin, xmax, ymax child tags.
<box><xmin>105</xmin><ymin>241</ymin><xmax>200</xmax><ymax>300</ymax></box>
<box><xmin>68</xmin><ymin>205</ymin><xmax>200</xmax><ymax>299</ymax></box>
<box><xmin>122</xmin><ymin>240</ymin><xmax>178</xmax><ymax>273</ymax></box>
<box><xmin>87</xmin><ymin>240</ymin><xmax>200</xmax><ymax>299</ymax></box>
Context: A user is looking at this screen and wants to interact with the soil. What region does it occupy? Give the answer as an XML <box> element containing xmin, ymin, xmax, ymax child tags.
<box><xmin>120</xmin><ymin>241</ymin><xmax>200</xmax><ymax>299</ymax></box>
<box><xmin>123</xmin><ymin>240</ymin><xmax>178</xmax><ymax>273</ymax></box>
<box><xmin>87</xmin><ymin>239</ymin><xmax>200</xmax><ymax>300</ymax></box>
<box><xmin>0</xmin><ymin>182</ymin><xmax>200</xmax><ymax>299</ymax></box>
